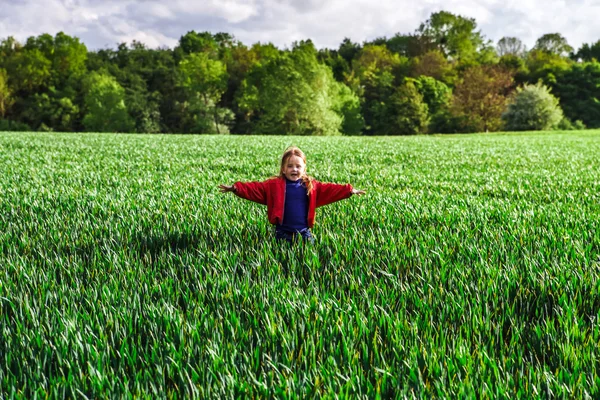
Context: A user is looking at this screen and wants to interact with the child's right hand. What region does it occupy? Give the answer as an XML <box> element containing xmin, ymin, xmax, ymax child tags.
<box><xmin>218</xmin><ymin>184</ymin><xmax>235</xmax><ymax>193</ymax></box>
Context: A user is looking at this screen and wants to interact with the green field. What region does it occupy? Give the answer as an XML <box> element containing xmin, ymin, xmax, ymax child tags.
<box><xmin>1</xmin><ymin>131</ymin><xmax>600</xmax><ymax>398</ymax></box>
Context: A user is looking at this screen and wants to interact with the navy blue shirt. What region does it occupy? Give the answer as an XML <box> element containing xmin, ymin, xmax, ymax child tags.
<box><xmin>280</xmin><ymin>178</ymin><xmax>309</xmax><ymax>232</ymax></box>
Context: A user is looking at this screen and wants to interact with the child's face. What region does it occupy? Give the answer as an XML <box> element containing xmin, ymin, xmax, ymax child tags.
<box><xmin>282</xmin><ymin>155</ymin><xmax>306</xmax><ymax>181</ymax></box>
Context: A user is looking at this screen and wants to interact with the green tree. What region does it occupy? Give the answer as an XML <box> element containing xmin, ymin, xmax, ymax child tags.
<box><xmin>217</xmin><ymin>42</ymin><xmax>282</xmax><ymax>134</ymax></box>
<box><xmin>338</xmin><ymin>38</ymin><xmax>362</xmax><ymax>65</ymax></box>
<box><xmin>1</xmin><ymin>45</ymin><xmax>53</xmax><ymax>127</ymax></box>
<box><xmin>318</xmin><ymin>48</ymin><xmax>350</xmax><ymax>82</ymax></box>
<box><xmin>146</xmin><ymin>48</ymin><xmax>183</xmax><ymax>133</ymax></box>
<box><xmin>390</xmin><ymin>81</ymin><xmax>429</xmax><ymax>135</ymax></box>
<box><xmin>359</xmin><ymin>71</ymin><xmax>397</xmax><ymax>135</ymax></box>
<box><xmin>178</xmin><ymin>52</ymin><xmax>231</xmax><ymax>133</ymax></box>
<box><xmin>0</xmin><ymin>36</ymin><xmax>21</xmax><ymax>61</ymax></box>
<box><xmin>20</xmin><ymin>32</ymin><xmax>87</xmax><ymax>92</ymax></box>
<box><xmin>1</xmin><ymin>34</ymin><xmax>86</xmax><ymax>131</ymax></box>
<box><xmin>417</xmin><ymin>11</ymin><xmax>495</xmax><ymax>63</ymax></box>
<box><xmin>51</xmin><ymin>97</ymin><xmax>80</xmax><ymax>132</ymax></box>
<box><xmin>118</xmin><ymin>71</ymin><xmax>162</xmax><ymax>133</ymax></box>
<box><xmin>497</xmin><ymin>37</ymin><xmax>526</xmax><ymax>57</ymax></box>
<box><xmin>332</xmin><ymin>83</ymin><xmax>364</xmax><ymax>135</ymax></box>
<box><xmin>19</xmin><ymin>91</ymin><xmax>80</xmax><ymax>131</ymax></box>
<box><xmin>82</xmin><ymin>71</ymin><xmax>134</xmax><ymax>132</ymax></box>
<box><xmin>108</xmin><ymin>42</ymin><xmax>165</xmax><ymax>133</ymax></box>
<box><xmin>525</xmin><ymin>49</ymin><xmax>572</xmax><ymax>83</ymax></box>
<box><xmin>174</xmin><ymin>96</ymin><xmax>234</xmax><ymax>134</ymax></box>
<box><xmin>4</xmin><ymin>47</ymin><xmax>52</xmax><ymax>93</ymax></box>
<box><xmin>533</xmin><ymin>33</ymin><xmax>573</xmax><ymax>57</ymax></box>
<box><xmin>498</xmin><ymin>54</ymin><xmax>528</xmax><ymax>74</ymax></box>
<box><xmin>502</xmin><ymin>82</ymin><xmax>563</xmax><ymax>131</ymax></box>
<box><xmin>573</xmin><ymin>40</ymin><xmax>600</xmax><ymax>62</ymax></box>
<box><xmin>544</xmin><ymin>62</ymin><xmax>600</xmax><ymax>128</ymax></box>
<box><xmin>351</xmin><ymin>44</ymin><xmax>406</xmax><ymax>83</ymax></box>
<box><xmin>0</xmin><ymin>69</ymin><xmax>13</xmax><ymax>118</ymax></box>
<box><xmin>221</xmin><ymin>43</ymin><xmax>259</xmax><ymax>127</ymax></box>
<box><xmin>349</xmin><ymin>45</ymin><xmax>408</xmax><ymax>134</ymax></box>
<box><xmin>177</xmin><ymin>31</ymin><xmax>219</xmax><ymax>58</ymax></box>
<box><xmin>50</xmin><ymin>33</ymin><xmax>87</xmax><ymax>89</ymax></box>
<box><xmin>236</xmin><ymin>41</ymin><xmax>344</xmax><ymax>135</ymax></box>
<box><xmin>409</xmin><ymin>76</ymin><xmax>451</xmax><ymax>115</ymax></box>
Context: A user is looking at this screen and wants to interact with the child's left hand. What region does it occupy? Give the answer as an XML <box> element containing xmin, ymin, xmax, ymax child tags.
<box><xmin>218</xmin><ymin>184</ymin><xmax>236</xmax><ymax>193</ymax></box>
<box><xmin>352</xmin><ymin>189</ymin><xmax>366</xmax><ymax>196</ymax></box>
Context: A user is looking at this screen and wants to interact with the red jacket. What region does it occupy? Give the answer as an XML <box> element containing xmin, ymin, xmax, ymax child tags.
<box><xmin>233</xmin><ymin>177</ymin><xmax>353</xmax><ymax>228</ymax></box>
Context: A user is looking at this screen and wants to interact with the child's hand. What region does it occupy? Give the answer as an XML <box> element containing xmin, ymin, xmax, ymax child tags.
<box><xmin>219</xmin><ymin>184</ymin><xmax>236</xmax><ymax>193</ymax></box>
<box><xmin>352</xmin><ymin>188</ymin><xmax>366</xmax><ymax>196</ymax></box>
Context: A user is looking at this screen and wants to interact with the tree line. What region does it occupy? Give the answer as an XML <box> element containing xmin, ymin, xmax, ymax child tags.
<box><xmin>1</xmin><ymin>11</ymin><xmax>599</xmax><ymax>135</ymax></box>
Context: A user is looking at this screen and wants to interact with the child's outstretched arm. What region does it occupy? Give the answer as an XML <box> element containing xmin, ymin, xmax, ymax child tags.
<box><xmin>315</xmin><ymin>181</ymin><xmax>366</xmax><ymax>208</ymax></box>
<box><xmin>218</xmin><ymin>181</ymin><xmax>268</xmax><ymax>205</ymax></box>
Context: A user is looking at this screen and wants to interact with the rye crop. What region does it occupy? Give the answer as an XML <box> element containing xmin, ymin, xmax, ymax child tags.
<box><xmin>1</xmin><ymin>131</ymin><xmax>599</xmax><ymax>398</ymax></box>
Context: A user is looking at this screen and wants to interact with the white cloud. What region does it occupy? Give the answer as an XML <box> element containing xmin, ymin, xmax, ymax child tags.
<box><xmin>0</xmin><ymin>0</ymin><xmax>599</xmax><ymax>51</ymax></box>
<box><xmin>165</xmin><ymin>0</ymin><xmax>259</xmax><ymax>23</ymax></box>
<box><xmin>137</xmin><ymin>3</ymin><xmax>176</xmax><ymax>20</ymax></box>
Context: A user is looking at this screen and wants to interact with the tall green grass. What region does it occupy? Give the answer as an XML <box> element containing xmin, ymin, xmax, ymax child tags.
<box><xmin>1</xmin><ymin>131</ymin><xmax>599</xmax><ymax>398</ymax></box>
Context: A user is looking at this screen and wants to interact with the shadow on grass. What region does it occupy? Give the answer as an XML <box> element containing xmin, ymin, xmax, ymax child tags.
<box><xmin>133</xmin><ymin>230</ymin><xmax>218</xmax><ymax>256</ymax></box>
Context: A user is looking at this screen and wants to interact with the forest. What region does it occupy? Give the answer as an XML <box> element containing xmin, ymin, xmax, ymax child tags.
<box><xmin>1</xmin><ymin>11</ymin><xmax>599</xmax><ymax>135</ymax></box>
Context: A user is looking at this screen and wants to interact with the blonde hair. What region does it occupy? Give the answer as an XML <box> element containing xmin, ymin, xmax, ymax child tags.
<box><xmin>278</xmin><ymin>146</ymin><xmax>314</xmax><ymax>193</ymax></box>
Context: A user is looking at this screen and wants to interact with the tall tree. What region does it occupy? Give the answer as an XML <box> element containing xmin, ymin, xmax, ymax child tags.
<box><xmin>409</xmin><ymin>76</ymin><xmax>452</xmax><ymax>116</ymax></box>
<box><xmin>332</xmin><ymin>83</ymin><xmax>364</xmax><ymax>135</ymax></box>
<box><xmin>50</xmin><ymin>32</ymin><xmax>88</xmax><ymax>88</ymax></box>
<box><xmin>177</xmin><ymin>31</ymin><xmax>219</xmax><ymax>58</ymax></box>
<box><xmin>525</xmin><ymin>49</ymin><xmax>572</xmax><ymax>83</ymax></box>
<box><xmin>236</xmin><ymin>41</ymin><xmax>347</xmax><ymax>135</ymax></box>
<box><xmin>0</xmin><ymin>69</ymin><xmax>13</xmax><ymax>118</ymax></box>
<box><xmin>390</xmin><ymin>81</ymin><xmax>429</xmax><ymax>135</ymax></box>
<box><xmin>317</xmin><ymin>48</ymin><xmax>350</xmax><ymax>82</ymax></box>
<box><xmin>348</xmin><ymin>44</ymin><xmax>407</xmax><ymax>134</ymax></box>
<box><xmin>572</xmin><ymin>40</ymin><xmax>600</xmax><ymax>62</ymax></box>
<box><xmin>178</xmin><ymin>52</ymin><xmax>230</xmax><ymax>133</ymax></box>
<box><xmin>4</xmin><ymin>47</ymin><xmax>52</xmax><ymax>94</ymax></box>
<box><xmin>2</xmin><ymin>33</ymin><xmax>87</xmax><ymax>130</ymax></box>
<box><xmin>82</xmin><ymin>71</ymin><xmax>134</xmax><ymax>132</ymax></box>
<box><xmin>416</xmin><ymin>11</ymin><xmax>494</xmax><ymax>63</ymax></box>
<box><xmin>451</xmin><ymin>65</ymin><xmax>514</xmax><ymax>132</ymax></box>
<box><xmin>533</xmin><ymin>33</ymin><xmax>573</xmax><ymax>57</ymax></box>
<box><xmin>21</xmin><ymin>32</ymin><xmax>87</xmax><ymax>89</ymax></box>
<box><xmin>497</xmin><ymin>37</ymin><xmax>526</xmax><ymax>57</ymax></box>
<box><xmin>0</xmin><ymin>36</ymin><xmax>21</xmax><ymax>65</ymax></box>
<box><xmin>545</xmin><ymin>62</ymin><xmax>600</xmax><ymax>128</ymax></box>
<box><xmin>338</xmin><ymin>38</ymin><xmax>361</xmax><ymax>65</ymax></box>
<box><xmin>351</xmin><ymin>44</ymin><xmax>406</xmax><ymax>80</ymax></box>
<box><xmin>106</xmin><ymin>41</ymin><xmax>164</xmax><ymax>133</ymax></box>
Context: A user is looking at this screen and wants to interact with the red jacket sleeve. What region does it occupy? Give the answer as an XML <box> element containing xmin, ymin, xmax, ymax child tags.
<box><xmin>233</xmin><ymin>181</ymin><xmax>268</xmax><ymax>205</ymax></box>
<box><xmin>315</xmin><ymin>181</ymin><xmax>353</xmax><ymax>208</ymax></box>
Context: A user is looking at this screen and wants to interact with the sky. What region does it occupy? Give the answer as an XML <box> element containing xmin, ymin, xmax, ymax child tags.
<box><xmin>1</xmin><ymin>0</ymin><xmax>599</xmax><ymax>52</ymax></box>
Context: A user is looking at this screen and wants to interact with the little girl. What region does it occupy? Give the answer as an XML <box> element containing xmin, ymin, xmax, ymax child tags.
<box><xmin>219</xmin><ymin>146</ymin><xmax>365</xmax><ymax>243</ymax></box>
